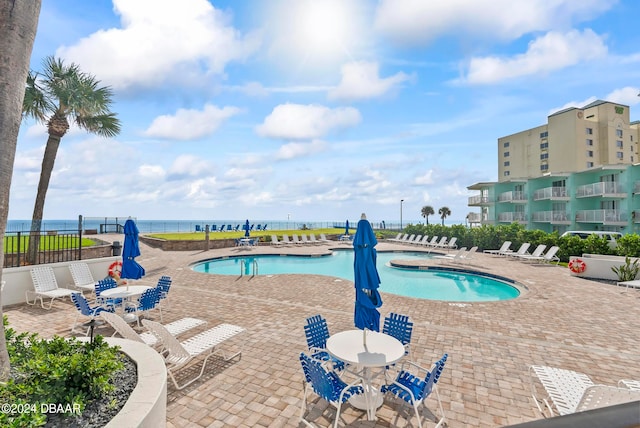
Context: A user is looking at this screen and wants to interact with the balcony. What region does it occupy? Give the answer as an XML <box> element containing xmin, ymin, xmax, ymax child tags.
<box><xmin>575</xmin><ymin>209</ymin><xmax>627</xmax><ymax>225</ymax></box>
<box><xmin>575</xmin><ymin>182</ymin><xmax>625</xmax><ymax>198</ymax></box>
<box><xmin>532</xmin><ymin>186</ymin><xmax>569</xmax><ymax>201</ymax></box>
<box><xmin>466</xmin><ymin>213</ymin><xmax>482</xmax><ymax>223</ymax></box>
<box><xmin>634</xmin><ymin>181</ymin><xmax>640</xmax><ymax>194</ymax></box>
<box><xmin>468</xmin><ymin>195</ymin><xmax>493</xmax><ymax>206</ymax></box>
<box><xmin>497</xmin><ymin>212</ymin><xmax>527</xmax><ymax>223</ymax></box>
<box><xmin>497</xmin><ymin>191</ymin><xmax>528</xmax><ymax>203</ymax></box>
<box><xmin>531</xmin><ymin>211</ymin><xmax>571</xmax><ymax>224</ymax></box>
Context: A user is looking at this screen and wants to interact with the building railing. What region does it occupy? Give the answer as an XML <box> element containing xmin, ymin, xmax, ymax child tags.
<box><xmin>575</xmin><ymin>209</ymin><xmax>627</xmax><ymax>224</ymax></box>
<box><xmin>575</xmin><ymin>182</ymin><xmax>625</xmax><ymax>197</ymax></box>
<box><xmin>3</xmin><ymin>230</ymin><xmax>83</xmax><ymax>268</ymax></box>
<box><xmin>634</xmin><ymin>181</ymin><xmax>640</xmax><ymax>193</ymax></box>
<box><xmin>498</xmin><ymin>212</ymin><xmax>527</xmax><ymax>222</ymax></box>
<box><xmin>533</xmin><ymin>187</ymin><xmax>568</xmax><ymax>200</ymax></box>
<box><xmin>466</xmin><ymin>213</ymin><xmax>482</xmax><ymax>222</ymax></box>
<box><xmin>498</xmin><ymin>191</ymin><xmax>527</xmax><ymax>203</ymax></box>
<box><xmin>531</xmin><ymin>211</ymin><xmax>570</xmax><ymax>223</ymax></box>
<box><xmin>468</xmin><ymin>195</ymin><xmax>493</xmax><ymax>205</ymax></box>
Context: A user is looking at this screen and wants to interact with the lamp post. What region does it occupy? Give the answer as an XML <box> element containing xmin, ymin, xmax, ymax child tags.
<box><xmin>400</xmin><ymin>199</ymin><xmax>404</xmax><ymax>230</ymax></box>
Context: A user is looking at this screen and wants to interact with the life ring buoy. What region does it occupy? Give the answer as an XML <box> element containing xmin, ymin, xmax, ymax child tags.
<box><xmin>568</xmin><ymin>258</ymin><xmax>586</xmax><ymax>274</ymax></box>
<box><xmin>108</xmin><ymin>261</ymin><xmax>123</xmax><ymax>278</ymax></box>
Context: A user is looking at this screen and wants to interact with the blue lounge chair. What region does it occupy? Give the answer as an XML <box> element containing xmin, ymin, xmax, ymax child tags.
<box><xmin>195</xmin><ymin>225</ymin><xmax>201</xmax><ymax>232</ymax></box>
<box><xmin>226</xmin><ymin>224</ymin><xmax>232</xmax><ymax>231</ymax></box>
<box><xmin>256</xmin><ymin>224</ymin><xmax>262</xmax><ymax>231</ymax></box>
<box><xmin>262</xmin><ymin>224</ymin><xmax>268</xmax><ymax>231</ymax></box>
<box><xmin>211</xmin><ymin>224</ymin><xmax>217</xmax><ymax>231</ymax></box>
<box><xmin>70</xmin><ymin>292</ymin><xmax>114</xmax><ymax>335</ymax></box>
<box><xmin>304</xmin><ymin>314</ymin><xmax>345</xmax><ymax>372</ymax></box>
<box><xmin>234</xmin><ymin>224</ymin><xmax>240</xmax><ymax>231</ymax></box>
<box><xmin>381</xmin><ymin>354</ymin><xmax>448</xmax><ymax>428</ymax></box>
<box><xmin>299</xmin><ymin>352</ymin><xmax>365</xmax><ymax>428</ymax></box>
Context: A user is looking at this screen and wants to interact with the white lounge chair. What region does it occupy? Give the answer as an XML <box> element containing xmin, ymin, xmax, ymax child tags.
<box><xmin>319</xmin><ymin>233</ymin><xmax>332</xmax><ymax>243</ymax></box>
<box><xmin>519</xmin><ymin>246</ymin><xmax>560</xmax><ymax>264</ymax></box>
<box><xmin>291</xmin><ymin>234</ymin><xmax>303</xmax><ymax>245</ymax></box>
<box><xmin>434</xmin><ymin>247</ymin><xmax>467</xmax><ymax>263</ymax></box>
<box><xmin>270</xmin><ymin>235</ymin><xmax>283</xmax><ymax>246</ymax></box>
<box><xmin>442</xmin><ymin>237</ymin><xmax>458</xmax><ymax>251</ymax></box>
<box><xmin>389</xmin><ymin>233</ymin><xmax>403</xmax><ymax>242</ymax></box>
<box><xmin>100</xmin><ymin>311</ymin><xmax>206</xmax><ymax>349</ymax></box>
<box><xmin>513</xmin><ymin>244</ymin><xmax>546</xmax><ymax>260</ymax></box>
<box><xmin>68</xmin><ymin>262</ymin><xmax>98</xmax><ymax>293</ymax></box>
<box><xmin>403</xmin><ymin>234</ymin><xmax>416</xmax><ymax>245</ymax></box>
<box><xmin>484</xmin><ymin>241</ymin><xmax>512</xmax><ymax>256</ymax></box>
<box><xmin>142</xmin><ymin>319</ymin><xmax>246</xmax><ymax>390</ymax></box>
<box><xmin>506</xmin><ymin>243</ymin><xmax>531</xmax><ymax>258</ymax></box>
<box><xmin>460</xmin><ymin>246</ymin><xmax>478</xmax><ymax>263</ymax></box>
<box><xmin>431</xmin><ymin>237</ymin><xmax>449</xmax><ymax>249</ymax></box>
<box><xmin>405</xmin><ymin>235</ymin><xmax>421</xmax><ymax>245</ymax></box>
<box><xmin>618</xmin><ymin>380</ymin><xmax>640</xmax><ymax>391</ymax></box>
<box><xmin>300</xmin><ymin>234</ymin><xmax>311</xmax><ymax>245</ymax></box>
<box><xmin>308</xmin><ymin>234</ymin><xmax>320</xmax><ymax>245</ymax></box>
<box><xmin>281</xmin><ymin>234</ymin><xmax>292</xmax><ymax>245</ymax></box>
<box><xmin>414</xmin><ymin>235</ymin><xmax>430</xmax><ymax>246</ymax></box>
<box><xmin>26</xmin><ymin>266</ymin><xmax>75</xmax><ymax>309</ymax></box>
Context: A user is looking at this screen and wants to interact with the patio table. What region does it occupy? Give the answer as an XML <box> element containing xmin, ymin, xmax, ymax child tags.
<box><xmin>100</xmin><ymin>285</ymin><xmax>152</xmax><ymax>322</ymax></box>
<box><xmin>326</xmin><ymin>329</ymin><xmax>405</xmax><ymax>421</ymax></box>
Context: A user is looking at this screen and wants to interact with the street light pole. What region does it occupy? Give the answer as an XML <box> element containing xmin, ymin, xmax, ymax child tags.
<box><xmin>400</xmin><ymin>199</ymin><xmax>404</xmax><ymax>230</ymax></box>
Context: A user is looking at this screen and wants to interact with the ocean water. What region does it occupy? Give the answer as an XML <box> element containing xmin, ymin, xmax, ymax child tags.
<box><xmin>6</xmin><ymin>218</ymin><xmax>415</xmax><ymax>234</ymax></box>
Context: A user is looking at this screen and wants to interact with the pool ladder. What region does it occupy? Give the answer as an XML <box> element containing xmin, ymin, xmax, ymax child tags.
<box><xmin>240</xmin><ymin>259</ymin><xmax>258</xmax><ymax>277</ymax></box>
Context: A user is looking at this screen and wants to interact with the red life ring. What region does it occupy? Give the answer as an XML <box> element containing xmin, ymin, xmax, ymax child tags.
<box><xmin>568</xmin><ymin>258</ymin><xmax>586</xmax><ymax>274</ymax></box>
<box><xmin>108</xmin><ymin>261</ymin><xmax>123</xmax><ymax>278</ymax></box>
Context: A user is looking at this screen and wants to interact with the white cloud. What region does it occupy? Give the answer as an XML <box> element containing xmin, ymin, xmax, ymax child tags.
<box><xmin>57</xmin><ymin>0</ymin><xmax>260</xmax><ymax>90</ymax></box>
<box><xmin>256</xmin><ymin>104</ymin><xmax>361</xmax><ymax>140</ymax></box>
<box><xmin>143</xmin><ymin>104</ymin><xmax>241</xmax><ymax>141</ymax></box>
<box><xmin>275</xmin><ymin>140</ymin><xmax>328</xmax><ymax>160</ymax></box>
<box><xmin>414</xmin><ymin>170</ymin><xmax>434</xmax><ymax>185</ymax></box>
<box><xmin>463</xmin><ymin>29</ymin><xmax>607</xmax><ymax>84</ymax></box>
<box><xmin>374</xmin><ymin>0</ymin><xmax>616</xmax><ymax>45</ymax></box>
<box><xmin>605</xmin><ymin>86</ymin><xmax>640</xmax><ymax>106</ymax></box>
<box><xmin>167</xmin><ymin>154</ymin><xmax>212</xmax><ymax>179</ymax></box>
<box><xmin>328</xmin><ymin>61</ymin><xmax>412</xmax><ymax>101</ymax></box>
<box><xmin>138</xmin><ymin>164</ymin><xmax>165</xmax><ymax>179</ymax></box>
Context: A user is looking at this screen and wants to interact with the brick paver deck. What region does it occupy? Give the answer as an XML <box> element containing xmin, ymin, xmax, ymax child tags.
<box><xmin>5</xmin><ymin>237</ymin><xmax>640</xmax><ymax>427</ymax></box>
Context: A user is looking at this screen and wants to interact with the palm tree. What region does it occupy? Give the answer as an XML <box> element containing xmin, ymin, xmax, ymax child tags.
<box><xmin>0</xmin><ymin>0</ymin><xmax>42</xmax><ymax>379</ymax></box>
<box><xmin>438</xmin><ymin>206</ymin><xmax>451</xmax><ymax>226</ymax></box>
<box><xmin>421</xmin><ymin>205</ymin><xmax>434</xmax><ymax>225</ymax></box>
<box><xmin>23</xmin><ymin>56</ymin><xmax>121</xmax><ymax>264</ymax></box>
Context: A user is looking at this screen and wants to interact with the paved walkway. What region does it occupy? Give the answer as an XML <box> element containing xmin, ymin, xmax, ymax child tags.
<box><xmin>5</xmin><ymin>237</ymin><xmax>640</xmax><ymax>427</ymax></box>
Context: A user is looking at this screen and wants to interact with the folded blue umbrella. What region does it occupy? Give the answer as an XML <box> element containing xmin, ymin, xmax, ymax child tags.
<box><xmin>121</xmin><ymin>219</ymin><xmax>145</xmax><ymax>280</ymax></box>
<box><xmin>353</xmin><ymin>215</ymin><xmax>382</xmax><ymax>332</ymax></box>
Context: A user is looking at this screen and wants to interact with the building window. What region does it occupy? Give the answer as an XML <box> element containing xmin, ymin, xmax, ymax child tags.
<box><xmin>540</xmin><ymin>164</ymin><xmax>548</xmax><ymax>171</ymax></box>
<box><xmin>540</xmin><ymin>153</ymin><xmax>548</xmax><ymax>160</ymax></box>
<box><xmin>586</xmin><ymin>139</ymin><xmax>593</xmax><ymax>146</ymax></box>
<box><xmin>540</xmin><ymin>142</ymin><xmax>548</xmax><ymax>150</ymax></box>
<box><xmin>504</xmin><ymin>161</ymin><xmax>510</xmax><ymax>166</ymax></box>
<box><xmin>503</xmin><ymin>141</ymin><xmax>510</xmax><ymax>148</ymax></box>
<box><xmin>504</xmin><ymin>171</ymin><xmax>510</xmax><ymax>176</ymax></box>
<box><xmin>616</xmin><ymin>129</ymin><xmax>623</xmax><ymax>137</ymax></box>
<box><xmin>587</xmin><ymin>150</ymin><xmax>593</xmax><ymax>157</ymax></box>
<box><xmin>586</xmin><ymin>128</ymin><xmax>593</xmax><ymax>135</ymax></box>
<box><xmin>617</xmin><ymin>140</ymin><xmax>623</xmax><ymax>148</ymax></box>
<box><xmin>617</xmin><ymin>152</ymin><xmax>623</xmax><ymax>159</ymax></box>
<box><xmin>587</xmin><ymin>162</ymin><xmax>594</xmax><ymax>168</ymax></box>
<box><xmin>632</xmin><ymin>156</ymin><xmax>634</xmax><ymax>163</ymax></box>
<box><xmin>540</xmin><ymin>131</ymin><xmax>548</xmax><ymax>138</ymax></box>
<box><xmin>504</xmin><ymin>151</ymin><xmax>510</xmax><ymax>157</ymax></box>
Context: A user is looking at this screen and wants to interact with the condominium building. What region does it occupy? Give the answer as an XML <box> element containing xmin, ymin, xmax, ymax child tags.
<box><xmin>467</xmin><ymin>100</ymin><xmax>640</xmax><ymax>234</ymax></box>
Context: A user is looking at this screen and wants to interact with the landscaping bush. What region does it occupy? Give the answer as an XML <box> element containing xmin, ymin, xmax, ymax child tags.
<box><xmin>0</xmin><ymin>318</ymin><xmax>124</xmax><ymax>427</ymax></box>
<box><xmin>616</xmin><ymin>234</ymin><xmax>640</xmax><ymax>257</ymax></box>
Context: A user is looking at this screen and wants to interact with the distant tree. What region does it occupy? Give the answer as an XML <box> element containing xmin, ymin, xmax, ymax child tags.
<box><xmin>438</xmin><ymin>206</ymin><xmax>451</xmax><ymax>226</ymax></box>
<box><xmin>23</xmin><ymin>56</ymin><xmax>121</xmax><ymax>264</ymax></box>
<box><xmin>0</xmin><ymin>0</ymin><xmax>42</xmax><ymax>380</ymax></box>
<box><xmin>421</xmin><ymin>205</ymin><xmax>434</xmax><ymax>225</ymax></box>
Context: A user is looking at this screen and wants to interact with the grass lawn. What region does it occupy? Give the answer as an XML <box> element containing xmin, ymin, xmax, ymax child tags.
<box><xmin>3</xmin><ymin>235</ymin><xmax>96</xmax><ymax>253</ymax></box>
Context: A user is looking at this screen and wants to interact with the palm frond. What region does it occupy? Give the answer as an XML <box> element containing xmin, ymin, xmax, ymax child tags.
<box><xmin>75</xmin><ymin>113</ymin><xmax>121</xmax><ymax>138</ymax></box>
<box><xmin>23</xmin><ymin>71</ymin><xmax>55</xmax><ymax>122</ymax></box>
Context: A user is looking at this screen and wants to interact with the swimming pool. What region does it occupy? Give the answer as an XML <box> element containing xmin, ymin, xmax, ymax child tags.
<box><xmin>192</xmin><ymin>250</ymin><xmax>520</xmax><ymax>302</ymax></box>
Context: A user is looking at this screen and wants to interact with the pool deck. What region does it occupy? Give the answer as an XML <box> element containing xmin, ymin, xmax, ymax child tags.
<box><xmin>4</xmin><ymin>237</ymin><xmax>640</xmax><ymax>427</ymax></box>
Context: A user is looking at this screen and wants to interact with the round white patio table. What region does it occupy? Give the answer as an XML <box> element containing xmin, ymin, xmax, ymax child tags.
<box><xmin>326</xmin><ymin>329</ymin><xmax>405</xmax><ymax>421</ymax></box>
<box><xmin>100</xmin><ymin>285</ymin><xmax>152</xmax><ymax>322</ymax></box>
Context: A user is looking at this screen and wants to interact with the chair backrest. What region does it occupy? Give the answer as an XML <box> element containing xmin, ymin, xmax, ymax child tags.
<box><xmin>530</xmin><ymin>244</ymin><xmax>547</xmax><ymax>257</ymax></box>
<box><xmin>320</xmin><ymin>233</ymin><xmax>328</xmax><ymax>241</ymax></box>
<box><xmin>304</xmin><ymin>314</ymin><xmax>331</xmax><ymax>350</ymax></box>
<box><xmin>142</xmin><ymin>319</ymin><xmax>190</xmax><ymax>362</ymax></box>
<box><xmin>71</xmin><ymin>292</ymin><xmax>93</xmax><ymax>316</ymax></box>
<box><xmin>499</xmin><ymin>241</ymin><xmax>512</xmax><ymax>252</ymax></box>
<box><xmin>515</xmin><ymin>243</ymin><xmax>531</xmax><ymax>255</ymax></box>
<box><xmin>464</xmin><ymin>247</ymin><xmax>478</xmax><ymax>258</ymax></box>
<box><xmin>95</xmin><ymin>277</ymin><xmax>118</xmax><ymax>296</ymax></box>
<box><xmin>157</xmin><ymin>276</ymin><xmax>172</xmax><ymax>296</ymax></box>
<box><xmin>544</xmin><ymin>246</ymin><xmax>560</xmax><ymax>260</ymax></box>
<box><xmin>447</xmin><ymin>237</ymin><xmax>457</xmax><ymax>248</ymax></box>
<box><xmin>282</xmin><ymin>234</ymin><xmax>291</xmax><ymax>243</ymax></box>
<box><xmin>69</xmin><ymin>262</ymin><xmax>95</xmax><ymax>287</ymax></box>
<box><xmin>136</xmin><ymin>287</ymin><xmax>160</xmax><ymax>310</ymax></box>
<box><xmin>299</xmin><ymin>352</ymin><xmax>348</xmax><ymax>403</ymax></box>
<box><xmin>428</xmin><ymin>236</ymin><xmax>438</xmax><ymax>244</ymax></box>
<box><xmin>292</xmin><ymin>234</ymin><xmax>300</xmax><ymax>243</ymax></box>
<box><xmin>271</xmin><ymin>235</ymin><xmax>279</xmax><ymax>243</ymax></box>
<box><xmin>437</xmin><ymin>236</ymin><xmax>447</xmax><ymax>245</ymax></box>
<box><xmin>394</xmin><ymin>233</ymin><xmax>402</xmax><ymax>240</ymax></box>
<box><xmin>419</xmin><ymin>236</ymin><xmax>429</xmax><ymax>244</ymax></box>
<box><xmin>309</xmin><ymin>234</ymin><xmax>318</xmax><ymax>243</ymax></box>
<box><xmin>407</xmin><ymin>353</ymin><xmax>448</xmax><ymax>401</ymax></box>
<box><xmin>383</xmin><ymin>313</ymin><xmax>413</xmax><ymax>348</ymax></box>
<box><xmin>100</xmin><ymin>311</ymin><xmax>145</xmax><ymax>343</ymax></box>
<box><xmin>30</xmin><ymin>266</ymin><xmax>59</xmax><ymax>293</ymax></box>
<box><xmin>301</xmin><ymin>234</ymin><xmax>309</xmax><ymax>243</ymax></box>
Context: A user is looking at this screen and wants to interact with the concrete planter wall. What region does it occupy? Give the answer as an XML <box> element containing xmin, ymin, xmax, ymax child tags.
<box><xmin>568</xmin><ymin>253</ymin><xmax>638</xmax><ymax>281</ymax></box>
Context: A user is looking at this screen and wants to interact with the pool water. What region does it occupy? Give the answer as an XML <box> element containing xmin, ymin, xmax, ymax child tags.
<box><xmin>192</xmin><ymin>250</ymin><xmax>520</xmax><ymax>302</ymax></box>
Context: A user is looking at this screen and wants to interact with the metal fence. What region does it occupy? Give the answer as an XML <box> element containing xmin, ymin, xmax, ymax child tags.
<box><xmin>3</xmin><ymin>229</ymin><xmax>83</xmax><ymax>268</ymax></box>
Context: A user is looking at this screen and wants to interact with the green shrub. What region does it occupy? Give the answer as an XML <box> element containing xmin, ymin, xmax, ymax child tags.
<box><xmin>616</xmin><ymin>234</ymin><xmax>640</xmax><ymax>257</ymax></box>
<box><xmin>0</xmin><ymin>319</ymin><xmax>124</xmax><ymax>427</ymax></box>
<box><xmin>611</xmin><ymin>256</ymin><xmax>640</xmax><ymax>282</ymax></box>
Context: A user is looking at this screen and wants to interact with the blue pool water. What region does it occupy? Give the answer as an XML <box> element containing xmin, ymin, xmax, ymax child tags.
<box><xmin>192</xmin><ymin>250</ymin><xmax>520</xmax><ymax>302</ymax></box>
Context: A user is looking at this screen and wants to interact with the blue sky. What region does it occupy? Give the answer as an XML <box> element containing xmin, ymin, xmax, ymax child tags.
<box><xmin>10</xmin><ymin>0</ymin><xmax>640</xmax><ymax>224</ymax></box>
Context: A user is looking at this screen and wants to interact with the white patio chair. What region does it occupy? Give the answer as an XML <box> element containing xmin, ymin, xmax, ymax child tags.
<box><xmin>68</xmin><ymin>262</ymin><xmax>98</xmax><ymax>293</ymax></box>
<box><xmin>142</xmin><ymin>319</ymin><xmax>245</xmax><ymax>390</ymax></box>
<box><xmin>529</xmin><ymin>365</ymin><xmax>595</xmax><ymax>417</ymax></box>
<box><xmin>270</xmin><ymin>235</ymin><xmax>283</xmax><ymax>246</ymax></box>
<box><xmin>618</xmin><ymin>379</ymin><xmax>640</xmax><ymax>391</ymax></box>
<box><xmin>26</xmin><ymin>266</ymin><xmax>75</xmax><ymax>309</ymax></box>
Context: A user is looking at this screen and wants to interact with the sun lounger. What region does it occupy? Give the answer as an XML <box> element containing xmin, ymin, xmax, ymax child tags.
<box><xmin>484</xmin><ymin>241</ymin><xmax>512</xmax><ymax>256</ymax></box>
<box><xmin>513</xmin><ymin>244</ymin><xmax>546</xmax><ymax>260</ymax></box>
<box><xmin>142</xmin><ymin>319</ymin><xmax>245</xmax><ymax>390</ymax></box>
<box><xmin>519</xmin><ymin>246</ymin><xmax>560</xmax><ymax>264</ymax></box>
<box><xmin>505</xmin><ymin>243</ymin><xmax>531</xmax><ymax>258</ymax></box>
<box><xmin>616</xmin><ymin>279</ymin><xmax>640</xmax><ymax>291</ymax></box>
<box><xmin>270</xmin><ymin>235</ymin><xmax>283</xmax><ymax>246</ymax></box>
<box><xmin>413</xmin><ymin>235</ymin><xmax>430</xmax><ymax>246</ymax></box>
<box><xmin>434</xmin><ymin>247</ymin><xmax>467</xmax><ymax>263</ymax></box>
<box><xmin>26</xmin><ymin>266</ymin><xmax>75</xmax><ymax>309</ymax></box>
<box><xmin>319</xmin><ymin>233</ymin><xmax>331</xmax><ymax>243</ymax></box>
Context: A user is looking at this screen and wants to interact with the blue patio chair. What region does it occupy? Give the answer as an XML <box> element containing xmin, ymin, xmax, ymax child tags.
<box><xmin>234</xmin><ymin>224</ymin><xmax>240</xmax><ymax>231</ymax></box>
<box><xmin>125</xmin><ymin>287</ymin><xmax>162</xmax><ymax>327</ymax></box>
<box><xmin>256</xmin><ymin>224</ymin><xmax>262</xmax><ymax>231</ymax></box>
<box><xmin>381</xmin><ymin>353</ymin><xmax>448</xmax><ymax>428</ymax></box>
<box><xmin>262</xmin><ymin>224</ymin><xmax>268</xmax><ymax>231</ymax></box>
<box><xmin>94</xmin><ymin>277</ymin><xmax>123</xmax><ymax>309</ymax></box>
<box><xmin>195</xmin><ymin>225</ymin><xmax>201</xmax><ymax>232</ymax></box>
<box><xmin>226</xmin><ymin>224</ymin><xmax>232</xmax><ymax>231</ymax></box>
<box><xmin>70</xmin><ymin>292</ymin><xmax>114</xmax><ymax>335</ymax></box>
<box><xmin>299</xmin><ymin>352</ymin><xmax>365</xmax><ymax>428</ymax></box>
<box><xmin>211</xmin><ymin>224</ymin><xmax>217</xmax><ymax>231</ymax></box>
<box><xmin>383</xmin><ymin>312</ymin><xmax>414</xmax><ymax>357</ymax></box>
<box><xmin>304</xmin><ymin>314</ymin><xmax>345</xmax><ymax>372</ymax></box>
<box><xmin>156</xmin><ymin>275</ymin><xmax>172</xmax><ymax>305</ymax></box>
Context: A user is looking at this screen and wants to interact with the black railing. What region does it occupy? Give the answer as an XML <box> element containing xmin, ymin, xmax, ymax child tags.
<box><xmin>3</xmin><ymin>229</ymin><xmax>83</xmax><ymax>268</ymax></box>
